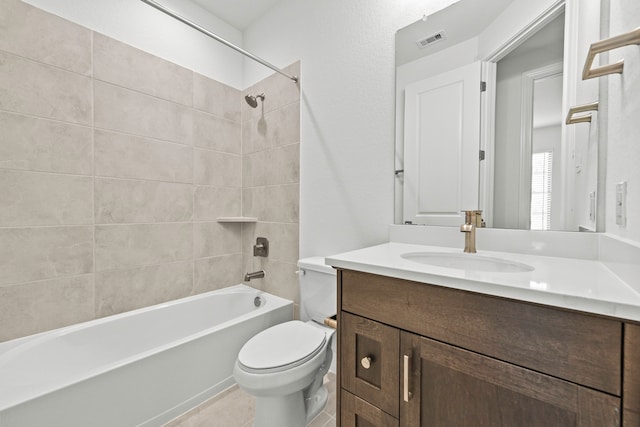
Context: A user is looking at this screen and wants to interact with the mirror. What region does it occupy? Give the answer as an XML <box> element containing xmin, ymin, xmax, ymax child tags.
<box><xmin>395</xmin><ymin>0</ymin><xmax>599</xmax><ymax>231</ymax></box>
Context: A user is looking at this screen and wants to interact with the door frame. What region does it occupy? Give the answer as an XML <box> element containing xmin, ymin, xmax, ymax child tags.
<box><xmin>479</xmin><ymin>0</ymin><xmax>566</xmax><ymax>228</ymax></box>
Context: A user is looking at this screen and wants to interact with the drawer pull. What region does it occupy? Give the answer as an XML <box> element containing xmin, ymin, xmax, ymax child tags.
<box><xmin>403</xmin><ymin>354</ymin><xmax>412</xmax><ymax>402</ymax></box>
<box><xmin>361</xmin><ymin>356</ymin><xmax>373</xmax><ymax>369</ymax></box>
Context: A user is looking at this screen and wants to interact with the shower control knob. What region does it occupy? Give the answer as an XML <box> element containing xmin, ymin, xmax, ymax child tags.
<box><xmin>361</xmin><ymin>356</ymin><xmax>373</xmax><ymax>369</ymax></box>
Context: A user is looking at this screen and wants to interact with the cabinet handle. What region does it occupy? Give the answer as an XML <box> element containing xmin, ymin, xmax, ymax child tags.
<box><xmin>360</xmin><ymin>356</ymin><xmax>373</xmax><ymax>369</ymax></box>
<box><xmin>403</xmin><ymin>354</ymin><xmax>412</xmax><ymax>402</ymax></box>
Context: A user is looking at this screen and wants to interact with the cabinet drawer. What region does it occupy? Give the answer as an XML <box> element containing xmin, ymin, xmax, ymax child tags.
<box><xmin>341</xmin><ymin>390</ymin><xmax>399</xmax><ymax>427</ymax></box>
<box><xmin>341</xmin><ymin>312</ymin><xmax>399</xmax><ymax>418</ymax></box>
<box><xmin>341</xmin><ymin>269</ymin><xmax>622</xmax><ymax>395</ymax></box>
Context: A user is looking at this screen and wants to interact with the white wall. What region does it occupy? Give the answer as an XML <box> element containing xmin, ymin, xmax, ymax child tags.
<box><xmin>21</xmin><ymin>0</ymin><xmax>244</xmax><ymax>88</ymax></box>
<box><xmin>242</xmin><ymin>0</ymin><xmax>459</xmax><ymax>257</ymax></box>
<box><xmin>605</xmin><ymin>0</ymin><xmax>640</xmax><ymax>243</ymax></box>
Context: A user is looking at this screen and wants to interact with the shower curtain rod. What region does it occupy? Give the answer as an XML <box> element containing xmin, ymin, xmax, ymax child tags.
<box><xmin>139</xmin><ymin>0</ymin><xmax>298</xmax><ymax>83</ymax></box>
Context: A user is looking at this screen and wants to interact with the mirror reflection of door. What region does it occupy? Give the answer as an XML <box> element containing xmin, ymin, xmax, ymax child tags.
<box><xmin>403</xmin><ymin>62</ymin><xmax>481</xmax><ymax>226</ymax></box>
<box><xmin>492</xmin><ymin>12</ymin><xmax>564</xmax><ymax>230</ymax></box>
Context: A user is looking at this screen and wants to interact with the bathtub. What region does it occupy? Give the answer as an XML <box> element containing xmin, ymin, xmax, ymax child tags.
<box><xmin>0</xmin><ymin>284</ymin><xmax>293</xmax><ymax>427</ymax></box>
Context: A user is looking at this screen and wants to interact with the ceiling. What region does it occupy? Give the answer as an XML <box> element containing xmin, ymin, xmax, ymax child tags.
<box><xmin>396</xmin><ymin>0</ymin><xmax>514</xmax><ymax>66</ymax></box>
<box><xmin>190</xmin><ymin>0</ymin><xmax>282</xmax><ymax>30</ymax></box>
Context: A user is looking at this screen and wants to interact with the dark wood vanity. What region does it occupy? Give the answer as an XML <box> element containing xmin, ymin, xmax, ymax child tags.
<box><xmin>336</xmin><ymin>269</ymin><xmax>640</xmax><ymax>426</ymax></box>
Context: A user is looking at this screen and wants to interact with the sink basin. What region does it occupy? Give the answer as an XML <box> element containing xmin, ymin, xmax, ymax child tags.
<box><xmin>401</xmin><ymin>252</ymin><xmax>534</xmax><ymax>273</ymax></box>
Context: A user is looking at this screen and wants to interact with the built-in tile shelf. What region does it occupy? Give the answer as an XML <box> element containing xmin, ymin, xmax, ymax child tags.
<box><xmin>216</xmin><ymin>217</ymin><xmax>258</xmax><ymax>223</ymax></box>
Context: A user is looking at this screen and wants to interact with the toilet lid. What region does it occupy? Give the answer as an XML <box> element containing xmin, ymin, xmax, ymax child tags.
<box><xmin>238</xmin><ymin>321</ymin><xmax>326</xmax><ymax>372</ymax></box>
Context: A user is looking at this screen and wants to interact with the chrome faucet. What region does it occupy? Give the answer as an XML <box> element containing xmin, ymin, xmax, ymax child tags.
<box><xmin>460</xmin><ymin>210</ymin><xmax>483</xmax><ymax>253</ymax></box>
<box><xmin>244</xmin><ymin>270</ymin><xmax>265</xmax><ymax>281</ymax></box>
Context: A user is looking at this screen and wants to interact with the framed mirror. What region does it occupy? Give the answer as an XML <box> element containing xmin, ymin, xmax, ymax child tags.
<box><xmin>394</xmin><ymin>0</ymin><xmax>601</xmax><ymax>232</ymax></box>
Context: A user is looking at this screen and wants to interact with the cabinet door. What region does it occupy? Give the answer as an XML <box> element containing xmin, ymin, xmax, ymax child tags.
<box><xmin>400</xmin><ymin>332</ymin><xmax>620</xmax><ymax>427</ymax></box>
<box><xmin>625</xmin><ymin>323</ymin><xmax>640</xmax><ymax>426</ymax></box>
<box><xmin>341</xmin><ymin>312</ymin><xmax>399</xmax><ymax>418</ymax></box>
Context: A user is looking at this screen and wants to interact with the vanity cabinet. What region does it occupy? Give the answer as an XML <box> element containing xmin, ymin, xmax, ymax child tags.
<box><xmin>336</xmin><ymin>269</ymin><xmax>635</xmax><ymax>426</ymax></box>
<box><xmin>625</xmin><ymin>324</ymin><xmax>640</xmax><ymax>426</ymax></box>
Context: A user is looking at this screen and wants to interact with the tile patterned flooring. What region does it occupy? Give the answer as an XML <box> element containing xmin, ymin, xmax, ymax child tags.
<box><xmin>165</xmin><ymin>373</ymin><xmax>336</xmax><ymax>427</ymax></box>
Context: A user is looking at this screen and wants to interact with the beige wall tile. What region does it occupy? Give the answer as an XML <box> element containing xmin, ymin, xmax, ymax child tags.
<box><xmin>193</xmin><ymin>73</ymin><xmax>241</xmax><ymax>122</ymax></box>
<box><xmin>0</xmin><ymin>226</ymin><xmax>93</xmax><ymax>286</ymax></box>
<box><xmin>194</xmin><ymin>186</ymin><xmax>241</xmax><ymax>220</ymax></box>
<box><xmin>95</xmin><ymin>261</ymin><xmax>193</xmax><ymax>317</ymax></box>
<box><xmin>0</xmin><ymin>112</ymin><xmax>92</xmax><ymax>175</ymax></box>
<box><xmin>241</xmin><ymin>187</ymin><xmax>264</xmax><ymax>219</ymax></box>
<box><xmin>0</xmin><ymin>275</ymin><xmax>94</xmax><ymax>342</ymax></box>
<box><xmin>265</xmin><ymin>184</ymin><xmax>299</xmax><ymax>224</ymax></box>
<box><xmin>95</xmin><ymin>223</ymin><xmax>192</xmax><ymax>272</ymax></box>
<box><xmin>0</xmin><ymin>51</ymin><xmax>92</xmax><ymax>125</ymax></box>
<box><xmin>194</xmin><ymin>222</ymin><xmax>242</xmax><ymax>259</ymax></box>
<box><xmin>243</xmin><ymin>185</ymin><xmax>299</xmax><ymax>223</ymax></box>
<box><xmin>193</xmin><ymin>111</ymin><xmax>241</xmax><ymax>154</ymax></box>
<box><xmin>0</xmin><ymin>9</ymin><xmax>299</xmax><ymax>343</ymax></box>
<box><xmin>0</xmin><ymin>0</ymin><xmax>92</xmax><ymax>75</ymax></box>
<box><xmin>242</xmin><ymin>143</ymin><xmax>300</xmax><ymax>187</ymax></box>
<box><xmin>242</xmin><ymin>61</ymin><xmax>300</xmax><ymax>123</ymax></box>
<box><xmin>194</xmin><ymin>149</ymin><xmax>241</xmax><ymax>187</ymax></box>
<box><xmin>0</xmin><ymin>170</ymin><xmax>93</xmax><ymax>226</ymax></box>
<box><xmin>264</xmin><ymin>143</ymin><xmax>300</xmax><ymax>186</ymax></box>
<box><xmin>242</xmin><ymin>102</ymin><xmax>300</xmax><ymax>154</ymax></box>
<box><xmin>94</xmin><ymin>81</ymin><xmax>192</xmax><ymax>144</ymax></box>
<box><xmin>94</xmin><ymin>33</ymin><xmax>192</xmax><ymax>106</ymax></box>
<box><xmin>95</xmin><ymin>178</ymin><xmax>193</xmax><ymax>224</ymax></box>
<box><xmin>252</xmin><ymin>258</ymin><xmax>299</xmax><ymax>305</ymax></box>
<box><xmin>193</xmin><ymin>254</ymin><xmax>243</xmax><ymax>294</ymax></box>
<box><xmin>94</xmin><ymin>130</ymin><xmax>192</xmax><ymax>183</ymax></box>
<box><xmin>242</xmin><ymin>150</ymin><xmax>266</xmax><ymax>188</ymax></box>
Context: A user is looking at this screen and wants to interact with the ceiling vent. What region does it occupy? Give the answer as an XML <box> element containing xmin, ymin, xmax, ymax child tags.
<box><xmin>416</xmin><ymin>30</ymin><xmax>447</xmax><ymax>49</ymax></box>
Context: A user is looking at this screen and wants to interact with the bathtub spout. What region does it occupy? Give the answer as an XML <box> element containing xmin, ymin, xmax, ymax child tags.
<box><xmin>244</xmin><ymin>270</ymin><xmax>265</xmax><ymax>281</ymax></box>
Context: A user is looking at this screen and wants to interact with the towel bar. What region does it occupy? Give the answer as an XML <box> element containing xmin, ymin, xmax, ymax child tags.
<box><xmin>565</xmin><ymin>101</ymin><xmax>599</xmax><ymax>125</ymax></box>
<box><xmin>582</xmin><ymin>27</ymin><xmax>640</xmax><ymax>80</ymax></box>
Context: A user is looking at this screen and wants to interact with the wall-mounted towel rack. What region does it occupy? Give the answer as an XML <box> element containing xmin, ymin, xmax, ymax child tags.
<box><xmin>582</xmin><ymin>27</ymin><xmax>640</xmax><ymax>80</ymax></box>
<box><xmin>566</xmin><ymin>101</ymin><xmax>599</xmax><ymax>125</ymax></box>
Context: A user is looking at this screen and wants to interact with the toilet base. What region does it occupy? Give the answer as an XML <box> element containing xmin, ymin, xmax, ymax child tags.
<box><xmin>254</xmin><ymin>392</ymin><xmax>306</xmax><ymax>427</ymax></box>
<box><xmin>253</xmin><ymin>384</ymin><xmax>329</xmax><ymax>427</ymax></box>
<box><xmin>305</xmin><ymin>384</ymin><xmax>328</xmax><ymax>423</ymax></box>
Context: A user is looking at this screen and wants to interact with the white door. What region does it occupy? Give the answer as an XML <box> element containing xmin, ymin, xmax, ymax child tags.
<box><xmin>403</xmin><ymin>61</ymin><xmax>482</xmax><ymax>226</ymax></box>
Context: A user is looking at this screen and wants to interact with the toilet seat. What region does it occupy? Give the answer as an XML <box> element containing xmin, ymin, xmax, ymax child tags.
<box><xmin>238</xmin><ymin>321</ymin><xmax>327</xmax><ymax>374</ymax></box>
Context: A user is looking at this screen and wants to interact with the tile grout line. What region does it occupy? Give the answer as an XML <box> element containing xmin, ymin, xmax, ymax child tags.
<box><xmin>191</xmin><ymin>70</ymin><xmax>197</xmax><ymax>297</ymax></box>
<box><xmin>90</xmin><ymin>29</ymin><xmax>97</xmax><ymax>320</ymax></box>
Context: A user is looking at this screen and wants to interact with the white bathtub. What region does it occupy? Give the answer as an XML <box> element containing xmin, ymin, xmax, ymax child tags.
<box><xmin>0</xmin><ymin>284</ymin><xmax>293</xmax><ymax>427</ymax></box>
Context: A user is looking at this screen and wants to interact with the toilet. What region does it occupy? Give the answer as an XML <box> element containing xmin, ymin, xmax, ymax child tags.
<box><xmin>233</xmin><ymin>257</ymin><xmax>336</xmax><ymax>427</ymax></box>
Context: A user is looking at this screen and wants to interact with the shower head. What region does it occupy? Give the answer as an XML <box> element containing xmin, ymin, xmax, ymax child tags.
<box><xmin>245</xmin><ymin>93</ymin><xmax>265</xmax><ymax>108</ymax></box>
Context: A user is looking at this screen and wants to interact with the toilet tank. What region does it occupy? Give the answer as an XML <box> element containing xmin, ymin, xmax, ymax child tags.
<box><xmin>298</xmin><ymin>257</ymin><xmax>337</xmax><ymax>323</ymax></box>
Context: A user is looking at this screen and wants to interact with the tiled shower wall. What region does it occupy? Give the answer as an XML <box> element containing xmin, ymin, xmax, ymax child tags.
<box><xmin>0</xmin><ymin>0</ymin><xmax>300</xmax><ymax>343</ymax></box>
<box><xmin>242</xmin><ymin>63</ymin><xmax>301</xmax><ymax>314</ymax></box>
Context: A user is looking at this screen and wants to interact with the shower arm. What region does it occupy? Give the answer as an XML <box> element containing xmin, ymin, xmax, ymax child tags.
<box><xmin>139</xmin><ymin>0</ymin><xmax>298</xmax><ymax>83</ymax></box>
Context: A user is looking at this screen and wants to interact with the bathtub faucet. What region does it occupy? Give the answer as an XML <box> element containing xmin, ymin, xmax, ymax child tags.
<box><xmin>244</xmin><ymin>270</ymin><xmax>265</xmax><ymax>281</ymax></box>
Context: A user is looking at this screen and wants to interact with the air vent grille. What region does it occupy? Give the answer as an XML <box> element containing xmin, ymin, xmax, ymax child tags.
<box><xmin>416</xmin><ymin>30</ymin><xmax>447</xmax><ymax>49</ymax></box>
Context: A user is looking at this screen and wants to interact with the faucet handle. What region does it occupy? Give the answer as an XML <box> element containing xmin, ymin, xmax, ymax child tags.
<box><xmin>461</xmin><ymin>210</ymin><xmax>483</xmax><ymax>226</ymax></box>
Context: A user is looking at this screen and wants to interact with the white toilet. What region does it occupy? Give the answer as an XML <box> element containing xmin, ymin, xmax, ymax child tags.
<box><xmin>233</xmin><ymin>257</ymin><xmax>336</xmax><ymax>427</ymax></box>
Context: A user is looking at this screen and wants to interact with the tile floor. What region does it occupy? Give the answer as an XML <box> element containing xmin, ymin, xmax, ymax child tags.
<box><xmin>164</xmin><ymin>373</ymin><xmax>336</xmax><ymax>427</ymax></box>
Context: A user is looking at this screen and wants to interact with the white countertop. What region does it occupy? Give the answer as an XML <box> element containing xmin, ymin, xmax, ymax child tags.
<box><xmin>326</xmin><ymin>242</ymin><xmax>640</xmax><ymax>322</ymax></box>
